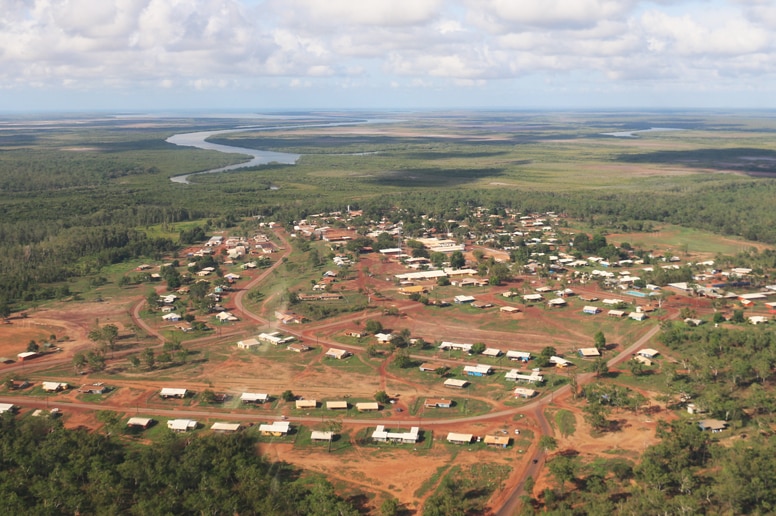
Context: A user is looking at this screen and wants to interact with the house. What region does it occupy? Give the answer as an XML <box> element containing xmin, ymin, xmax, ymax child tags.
<box><xmin>439</xmin><ymin>341</ymin><xmax>473</xmax><ymax>352</ymax></box>
<box><xmin>444</xmin><ymin>378</ymin><xmax>469</xmax><ymax>389</ymax></box>
<box><xmin>549</xmin><ymin>356</ymin><xmax>573</xmax><ymax>368</ymax></box>
<box><xmin>484</xmin><ymin>435</ymin><xmax>510</xmax><ymax>448</ymax></box>
<box><xmin>258</xmin><ymin>332</ymin><xmax>295</xmax><ymax>345</ymax></box>
<box><xmin>453</xmin><ymin>295</ymin><xmax>476</xmax><ymax>304</ymax></box>
<box><xmin>698</xmin><ymin>419</ymin><xmax>728</xmax><ymax>433</ymax></box>
<box><xmin>505</xmin><ymin>370</ymin><xmax>543</xmax><ymax>383</ymax></box>
<box><xmin>607</xmin><ymin>309</ymin><xmax>626</xmax><ymax>318</ymax></box>
<box><xmin>345</xmin><ymin>330</ymin><xmax>364</xmax><ymax>338</ymax></box>
<box><xmin>356</xmin><ymin>402</ymin><xmax>380</xmax><ymax>412</ymax></box>
<box><xmin>578</xmin><ymin>348</ymin><xmax>601</xmax><ymax>358</ymax></box>
<box><xmin>0</xmin><ymin>403</ymin><xmax>16</xmax><ymax>414</ymax></box>
<box><xmin>500</xmin><ymin>306</ymin><xmax>521</xmax><ymax>313</ymax></box>
<box><xmin>41</xmin><ymin>382</ymin><xmax>69</xmax><ymax>392</ymax></box>
<box><xmin>374</xmin><ymin>333</ymin><xmax>394</xmax><ymax>344</ymax></box>
<box><xmin>216</xmin><ymin>311</ymin><xmax>239</xmax><ymax>322</ymax></box>
<box><xmin>629</xmin><ymin>312</ymin><xmax>648</xmax><ymax>321</ymax></box>
<box><xmin>78</xmin><ymin>384</ymin><xmax>107</xmax><ymax>394</ymax></box>
<box><xmin>419</xmin><ymin>362</ymin><xmax>443</xmax><ymax>372</ymax></box>
<box><xmin>287</xmin><ymin>343</ymin><xmax>310</xmax><ymax>353</ymax></box>
<box><xmin>749</xmin><ymin>315</ymin><xmax>769</xmax><ymax>325</ymax></box>
<box><xmin>259</xmin><ymin>421</ymin><xmax>291</xmax><ymax>436</ymax></box>
<box><xmin>275</xmin><ymin>311</ymin><xmax>306</xmax><ymax>325</ymax></box>
<box><xmin>399</xmin><ymin>285</ymin><xmax>427</xmax><ymax>295</ymax></box>
<box><xmin>371</xmin><ymin>425</ymin><xmax>420</xmax><ymax>443</ymax></box>
<box><xmin>311</xmin><ymin>431</ymin><xmax>334</xmax><ymax>442</ymax></box>
<box><xmin>326</xmin><ymin>401</ymin><xmax>349</xmax><ymax>410</ymax></box>
<box><xmin>506</xmin><ymin>350</ymin><xmax>531</xmax><ymax>362</ymax></box>
<box><xmin>633</xmin><ymin>355</ymin><xmax>653</xmax><ymax>366</ymax></box>
<box><xmin>126</xmin><ymin>417</ymin><xmax>153</xmax><ymax>429</ymax></box>
<box><xmin>482</xmin><ymin>348</ymin><xmax>502</xmax><ymax>358</ymax></box>
<box><xmin>446</xmin><ymin>432</ymin><xmax>473</xmax><ymax>445</ymax></box>
<box><xmin>547</xmin><ymin>298</ymin><xmax>567</xmax><ymax>308</ymax></box>
<box><xmin>240</xmin><ymin>392</ymin><xmax>269</xmax><ymax>404</ymax></box>
<box><xmin>159</xmin><ymin>388</ymin><xmax>188</xmax><ymax>399</ymax></box>
<box><xmin>637</xmin><ymin>348</ymin><xmax>660</xmax><ymax>358</ymax></box>
<box><xmin>424</xmin><ymin>398</ymin><xmax>453</xmax><ymax>408</ymax></box>
<box><xmin>463</xmin><ymin>364</ymin><xmax>492</xmax><ymax>376</ymax></box>
<box><xmin>514</xmin><ymin>387</ymin><xmax>538</xmax><ymax>399</ymax></box>
<box><xmin>583</xmin><ymin>306</ymin><xmax>601</xmax><ymax>315</ymax></box>
<box><xmin>237</xmin><ymin>338</ymin><xmax>261</xmax><ymax>350</ymax></box>
<box><xmin>325</xmin><ymin>348</ymin><xmax>351</xmax><ymax>360</ymax></box>
<box><xmin>295</xmin><ymin>399</ymin><xmax>317</xmax><ymax>409</ymax></box>
<box><xmin>17</xmin><ymin>351</ymin><xmax>40</xmax><ymax>361</ymax></box>
<box><xmin>167</xmin><ymin>419</ymin><xmax>198</xmax><ymax>432</ymax></box>
<box><xmin>211</xmin><ymin>422</ymin><xmax>241</xmax><ymax>433</ymax></box>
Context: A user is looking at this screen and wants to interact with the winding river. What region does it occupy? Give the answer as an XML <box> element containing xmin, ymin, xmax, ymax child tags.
<box><xmin>167</xmin><ymin>119</ymin><xmax>392</xmax><ymax>184</ymax></box>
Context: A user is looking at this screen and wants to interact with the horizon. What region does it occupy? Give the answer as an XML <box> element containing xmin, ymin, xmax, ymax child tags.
<box><xmin>2</xmin><ymin>1</ymin><xmax>775</xmax><ymax>112</ymax></box>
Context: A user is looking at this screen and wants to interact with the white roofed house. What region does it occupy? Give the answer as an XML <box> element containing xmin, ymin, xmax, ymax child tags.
<box><xmin>371</xmin><ymin>425</ymin><xmax>420</xmax><ymax>444</ymax></box>
<box><xmin>311</xmin><ymin>431</ymin><xmax>334</xmax><ymax>442</ymax></box>
<box><xmin>259</xmin><ymin>421</ymin><xmax>291</xmax><ymax>436</ymax></box>
<box><xmin>211</xmin><ymin>422</ymin><xmax>241</xmax><ymax>433</ymax></box>
<box><xmin>482</xmin><ymin>348</ymin><xmax>502</xmax><ymax>358</ymax></box>
<box><xmin>216</xmin><ymin>311</ymin><xmax>239</xmax><ymax>322</ymax></box>
<box><xmin>439</xmin><ymin>342</ymin><xmax>473</xmax><ymax>353</ymax></box>
<box><xmin>167</xmin><ymin>419</ymin><xmax>198</xmax><ymax>432</ymax></box>
<box><xmin>505</xmin><ymin>369</ymin><xmax>543</xmax><ymax>384</ymax></box>
<box><xmin>237</xmin><ymin>338</ymin><xmax>260</xmax><ymax>350</ymax></box>
<box><xmin>159</xmin><ymin>388</ymin><xmax>188</xmax><ymax>399</ymax></box>
<box><xmin>0</xmin><ymin>403</ymin><xmax>16</xmax><ymax>414</ymax></box>
<box><xmin>446</xmin><ymin>432</ymin><xmax>474</xmax><ymax>445</ymax></box>
<box><xmin>127</xmin><ymin>417</ymin><xmax>153</xmax><ymax>429</ymax></box>
<box><xmin>463</xmin><ymin>364</ymin><xmax>492</xmax><ymax>376</ymax></box>
<box><xmin>41</xmin><ymin>382</ymin><xmax>69</xmax><ymax>392</ymax></box>
<box><xmin>240</xmin><ymin>392</ymin><xmax>269</xmax><ymax>404</ymax></box>
<box><xmin>549</xmin><ymin>356</ymin><xmax>573</xmax><ymax>368</ymax></box>
<box><xmin>325</xmin><ymin>348</ymin><xmax>351</xmax><ymax>360</ymax></box>
<box><xmin>506</xmin><ymin>350</ymin><xmax>531</xmax><ymax>362</ymax></box>
<box><xmin>513</xmin><ymin>387</ymin><xmax>538</xmax><ymax>399</ymax></box>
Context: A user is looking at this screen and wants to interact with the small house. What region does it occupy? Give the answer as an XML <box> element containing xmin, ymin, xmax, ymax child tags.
<box><xmin>482</xmin><ymin>348</ymin><xmax>502</xmax><ymax>358</ymax></box>
<box><xmin>444</xmin><ymin>378</ymin><xmax>469</xmax><ymax>389</ymax></box>
<box><xmin>0</xmin><ymin>403</ymin><xmax>16</xmax><ymax>414</ymax></box>
<box><xmin>325</xmin><ymin>348</ymin><xmax>351</xmax><ymax>360</ymax></box>
<box><xmin>578</xmin><ymin>348</ymin><xmax>601</xmax><ymax>358</ymax></box>
<box><xmin>582</xmin><ymin>306</ymin><xmax>601</xmax><ymax>315</ymax></box>
<box><xmin>295</xmin><ymin>399</ymin><xmax>317</xmax><ymax>409</ymax></box>
<box><xmin>127</xmin><ymin>417</ymin><xmax>153</xmax><ymax>429</ymax></box>
<box><xmin>637</xmin><ymin>349</ymin><xmax>660</xmax><ymax>359</ymax></box>
<box><xmin>240</xmin><ymin>392</ymin><xmax>269</xmax><ymax>404</ymax></box>
<box><xmin>500</xmin><ymin>306</ymin><xmax>521</xmax><ymax>313</ymax></box>
<box><xmin>484</xmin><ymin>435</ymin><xmax>510</xmax><ymax>448</ymax></box>
<box><xmin>513</xmin><ymin>387</ymin><xmax>537</xmax><ymax>399</ymax></box>
<box><xmin>356</xmin><ymin>402</ymin><xmax>380</xmax><ymax>412</ymax></box>
<box><xmin>371</xmin><ymin>425</ymin><xmax>419</xmax><ymax>443</ymax></box>
<box><xmin>287</xmin><ymin>343</ymin><xmax>310</xmax><ymax>353</ymax></box>
<box><xmin>326</xmin><ymin>401</ymin><xmax>349</xmax><ymax>410</ymax></box>
<box><xmin>160</xmin><ymin>388</ymin><xmax>188</xmax><ymax>399</ymax></box>
<box><xmin>237</xmin><ymin>338</ymin><xmax>261</xmax><ymax>350</ymax></box>
<box><xmin>259</xmin><ymin>421</ymin><xmax>291</xmax><ymax>436</ymax></box>
<box><xmin>549</xmin><ymin>356</ymin><xmax>572</xmax><ymax>368</ymax></box>
<box><xmin>463</xmin><ymin>364</ymin><xmax>492</xmax><ymax>377</ymax></box>
<box><xmin>505</xmin><ymin>370</ymin><xmax>543</xmax><ymax>383</ymax></box>
<box><xmin>506</xmin><ymin>350</ymin><xmax>531</xmax><ymax>362</ymax></box>
<box><xmin>41</xmin><ymin>382</ymin><xmax>69</xmax><ymax>392</ymax></box>
<box><xmin>211</xmin><ymin>422</ymin><xmax>241</xmax><ymax>433</ymax></box>
<box><xmin>162</xmin><ymin>313</ymin><xmax>182</xmax><ymax>322</ymax></box>
<box><xmin>310</xmin><ymin>431</ymin><xmax>334</xmax><ymax>442</ymax></box>
<box><xmin>439</xmin><ymin>342</ymin><xmax>473</xmax><ymax>353</ymax></box>
<box><xmin>446</xmin><ymin>432</ymin><xmax>473</xmax><ymax>445</ymax></box>
<box><xmin>17</xmin><ymin>351</ymin><xmax>39</xmax><ymax>362</ymax></box>
<box><xmin>424</xmin><ymin>398</ymin><xmax>453</xmax><ymax>408</ymax></box>
<box><xmin>453</xmin><ymin>295</ymin><xmax>476</xmax><ymax>304</ymax></box>
<box><xmin>419</xmin><ymin>362</ymin><xmax>443</xmax><ymax>372</ymax></box>
<box><xmin>167</xmin><ymin>419</ymin><xmax>198</xmax><ymax>432</ymax></box>
<box><xmin>629</xmin><ymin>312</ymin><xmax>648</xmax><ymax>321</ymax></box>
<box><xmin>698</xmin><ymin>419</ymin><xmax>728</xmax><ymax>433</ymax></box>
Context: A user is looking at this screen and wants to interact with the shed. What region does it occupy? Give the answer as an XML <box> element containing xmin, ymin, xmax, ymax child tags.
<box><xmin>578</xmin><ymin>348</ymin><xmax>601</xmax><ymax>358</ymax></box>
<box><xmin>500</xmin><ymin>306</ymin><xmax>521</xmax><ymax>313</ymax></box>
<box><xmin>549</xmin><ymin>356</ymin><xmax>572</xmax><ymax>368</ymax></box>
<box><xmin>16</xmin><ymin>351</ymin><xmax>39</xmax><ymax>361</ymax></box>
<box><xmin>482</xmin><ymin>348</ymin><xmax>502</xmax><ymax>357</ymax></box>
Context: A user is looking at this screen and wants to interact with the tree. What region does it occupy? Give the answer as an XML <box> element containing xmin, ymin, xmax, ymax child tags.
<box><xmin>380</xmin><ymin>496</ymin><xmax>400</xmax><ymax>516</ymax></box>
<box><xmin>281</xmin><ymin>390</ymin><xmax>295</xmax><ymax>402</ymax></box>
<box><xmin>393</xmin><ymin>348</ymin><xmax>412</xmax><ymax>368</ymax></box>
<box><xmin>128</xmin><ymin>355</ymin><xmax>141</xmax><ymax>369</ymax></box>
<box><xmin>470</xmin><ymin>342</ymin><xmax>486</xmax><ymax>355</ymax></box>
<box><xmin>450</xmin><ymin>250</ymin><xmax>465</xmax><ymax>269</ymax></box>
<box><xmin>87</xmin><ymin>351</ymin><xmax>106</xmax><ymax>372</ymax></box>
<box><xmin>539</xmin><ymin>435</ymin><xmax>558</xmax><ymax>453</ymax></box>
<box><xmin>365</xmin><ymin>319</ymin><xmax>383</xmax><ymax>334</ymax></box>
<box><xmin>374</xmin><ymin>391</ymin><xmax>390</xmax><ymax>404</ymax></box>
<box><xmin>142</xmin><ymin>347</ymin><xmax>155</xmax><ymax>370</ymax></box>
<box><xmin>593</xmin><ymin>330</ymin><xmax>606</xmax><ymax>352</ymax></box>
<box><xmin>72</xmin><ymin>352</ymin><xmax>87</xmax><ymax>373</ymax></box>
<box><xmin>593</xmin><ymin>356</ymin><xmax>609</xmax><ymax>378</ymax></box>
<box><xmin>27</xmin><ymin>340</ymin><xmax>39</xmax><ymax>352</ymax></box>
<box><xmin>201</xmin><ymin>390</ymin><xmax>217</xmax><ymax>404</ymax></box>
<box><xmin>628</xmin><ymin>358</ymin><xmax>646</xmax><ymax>377</ymax></box>
<box><xmin>548</xmin><ymin>456</ymin><xmax>578</xmax><ymax>497</ymax></box>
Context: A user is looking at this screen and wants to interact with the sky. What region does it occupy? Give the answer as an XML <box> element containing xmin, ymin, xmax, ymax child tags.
<box><xmin>1</xmin><ymin>0</ymin><xmax>776</xmax><ymax>112</ymax></box>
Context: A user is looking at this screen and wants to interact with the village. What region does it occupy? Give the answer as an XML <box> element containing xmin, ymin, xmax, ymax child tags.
<box><xmin>1</xmin><ymin>204</ymin><xmax>773</xmax><ymax>513</ymax></box>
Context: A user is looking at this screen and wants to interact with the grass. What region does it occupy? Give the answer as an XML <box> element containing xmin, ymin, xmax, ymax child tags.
<box><xmin>554</xmin><ymin>409</ymin><xmax>577</xmax><ymax>438</ymax></box>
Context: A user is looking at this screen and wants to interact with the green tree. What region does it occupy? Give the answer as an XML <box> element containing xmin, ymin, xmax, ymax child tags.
<box><xmin>374</xmin><ymin>391</ymin><xmax>390</xmax><ymax>404</ymax></box>
<box><xmin>450</xmin><ymin>251</ymin><xmax>465</xmax><ymax>269</ymax></box>
<box><xmin>380</xmin><ymin>496</ymin><xmax>401</xmax><ymax>516</ymax></box>
<box><xmin>281</xmin><ymin>390</ymin><xmax>295</xmax><ymax>402</ymax></box>
<box><xmin>593</xmin><ymin>330</ymin><xmax>606</xmax><ymax>352</ymax></box>
<box><xmin>539</xmin><ymin>435</ymin><xmax>558</xmax><ymax>453</ymax></box>
<box><xmin>365</xmin><ymin>319</ymin><xmax>383</xmax><ymax>334</ymax></box>
<box><xmin>548</xmin><ymin>456</ymin><xmax>578</xmax><ymax>497</ymax></box>
<box><xmin>142</xmin><ymin>347</ymin><xmax>155</xmax><ymax>369</ymax></box>
<box><xmin>27</xmin><ymin>340</ymin><xmax>39</xmax><ymax>352</ymax></box>
<box><xmin>470</xmin><ymin>342</ymin><xmax>486</xmax><ymax>355</ymax></box>
<box><xmin>72</xmin><ymin>352</ymin><xmax>87</xmax><ymax>373</ymax></box>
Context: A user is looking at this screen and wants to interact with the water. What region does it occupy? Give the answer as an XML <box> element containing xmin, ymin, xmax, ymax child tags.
<box><xmin>167</xmin><ymin>118</ymin><xmax>395</xmax><ymax>184</ymax></box>
<box><xmin>601</xmin><ymin>127</ymin><xmax>685</xmax><ymax>138</ymax></box>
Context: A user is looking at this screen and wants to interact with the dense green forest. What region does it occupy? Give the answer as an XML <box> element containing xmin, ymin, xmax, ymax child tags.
<box><xmin>0</xmin><ymin>415</ymin><xmax>358</xmax><ymax>515</ymax></box>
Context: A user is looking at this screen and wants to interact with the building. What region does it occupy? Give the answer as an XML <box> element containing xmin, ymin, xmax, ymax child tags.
<box><xmin>240</xmin><ymin>392</ymin><xmax>269</xmax><ymax>404</ymax></box>
<box><xmin>78</xmin><ymin>384</ymin><xmax>107</xmax><ymax>394</ymax></box>
<box><xmin>482</xmin><ymin>348</ymin><xmax>502</xmax><ymax>358</ymax></box>
<box><xmin>127</xmin><ymin>417</ymin><xmax>153</xmax><ymax>429</ymax></box>
<box><xmin>419</xmin><ymin>362</ymin><xmax>443</xmax><ymax>372</ymax></box>
<box><xmin>506</xmin><ymin>350</ymin><xmax>531</xmax><ymax>362</ymax></box>
<box><xmin>637</xmin><ymin>349</ymin><xmax>660</xmax><ymax>358</ymax></box>
<box><xmin>578</xmin><ymin>348</ymin><xmax>601</xmax><ymax>358</ymax></box>
<box><xmin>167</xmin><ymin>419</ymin><xmax>198</xmax><ymax>432</ymax></box>
<box><xmin>424</xmin><ymin>398</ymin><xmax>453</xmax><ymax>408</ymax></box>
<box><xmin>325</xmin><ymin>348</ymin><xmax>351</xmax><ymax>360</ymax></box>
<box><xmin>513</xmin><ymin>387</ymin><xmax>538</xmax><ymax>399</ymax></box>
<box><xmin>549</xmin><ymin>356</ymin><xmax>573</xmax><ymax>368</ymax></box>
<box><xmin>446</xmin><ymin>432</ymin><xmax>473</xmax><ymax>445</ymax></box>
<box><xmin>211</xmin><ymin>422</ymin><xmax>241</xmax><ymax>433</ymax></box>
<box><xmin>439</xmin><ymin>342</ymin><xmax>473</xmax><ymax>352</ymax></box>
<box><xmin>484</xmin><ymin>435</ymin><xmax>510</xmax><ymax>448</ymax></box>
<box><xmin>159</xmin><ymin>388</ymin><xmax>188</xmax><ymax>399</ymax></box>
<box><xmin>287</xmin><ymin>343</ymin><xmax>310</xmax><ymax>353</ymax></box>
<box><xmin>444</xmin><ymin>378</ymin><xmax>469</xmax><ymax>389</ymax></box>
<box><xmin>453</xmin><ymin>295</ymin><xmax>476</xmax><ymax>304</ymax></box>
<box><xmin>258</xmin><ymin>332</ymin><xmax>295</xmax><ymax>345</ymax></box>
<box><xmin>505</xmin><ymin>370</ymin><xmax>544</xmax><ymax>384</ymax></box>
<box><xmin>463</xmin><ymin>364</ymin><xmax>492</xmax><ymax>376</ymax></box>
<box><xmin>0</xmin><ymin>403</ymin><xmax>16</xmax><ymax>414</ymax></box>
<box><xmin>371</xmin><ymin>425</ymin><xmax>420</xmax><ymax>443</ymax></box>
<box><xmin>326</xmin><ymin>401</ymin><xmax>349</xmax><ymax>410</ymax></box>
<box><xmin>698</xmin><ymin>419</ymin><xmax>728</xmax><ymax>433</ymax></box>
<box><xmin>310</xmin><ymin>430</ymin><xmax>334</xmax><ymax>442</ymax></box>
<box><xmin>356</xmin><ymin>402</ymin><xmax>380</xmax><ymax>412</ymax></box>
<box><xmin>237</xmin><ymin>338</ymin><xmax>261</xmax><ymax>350</ymax></box>
<box><xmin>629</xmin><ymin>312</ymin><xmax>648</xmax><ymax>321</ymax></box>
<box><xmin>17</xmin><ymin>351</ymin><xmax>40</xmax><ymax>361</ymax></box>
<box><xmin>500</xmin><ymin>306</ymin><xmax>521</xmax><ymax>313</ymax></box>
<box><xmin>295</xmin><ymin>399</ymin><xmax>317</xmax><ymax>409</ymax></box>
<box><xmin>582</xmin><ymin>306</ymin><xmax>601</xmax><ymax>315</ymax></box>
<box><xmin>259</xmin><ymin>421</ymin><xmax>291</xmax><ymax>436</ymax></box>
<box><xmin>41</xmin><ymin>382</ymin><xmax>69</xmax><ymax>392</ymax></box>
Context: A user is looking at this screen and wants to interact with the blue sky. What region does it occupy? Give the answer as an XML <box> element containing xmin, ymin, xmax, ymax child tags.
<box><xmin>1</xmin><ymin>0</ymin><xmax>775</xmax><ymax>112</ymax></box>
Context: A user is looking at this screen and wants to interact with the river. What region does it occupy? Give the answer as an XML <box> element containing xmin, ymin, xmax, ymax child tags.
<box><xmin>167</xmin><ymin>119</ymin><xmax>394</xmax><ymax>184</ymax></box>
